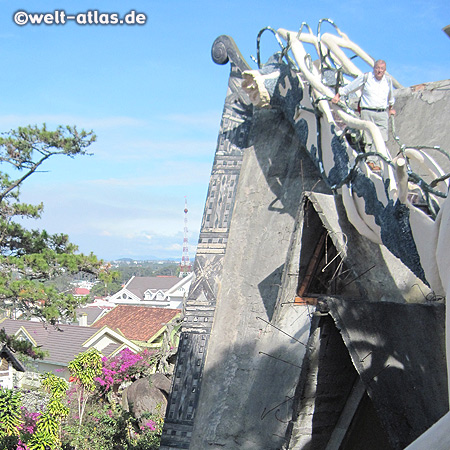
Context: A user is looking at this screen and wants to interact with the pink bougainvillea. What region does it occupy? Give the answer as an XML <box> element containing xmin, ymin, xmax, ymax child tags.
<box><xmin>16</xmin><ymin>440</ymin><xmax>30</xmax><ymax>450</ymax></box>
<box><xmin>140</xmin><ymin>420</ymin><xmax>157</xmax><ymax>431</ymax></box>
<box><xmin>95</xmin><ymin>348</ymin><xmax>158</xmax><ymax>394</ymax></box>
<box><xmin>19</xmin><ymin>408</ymin><xmax>41</xmax><ymax>435</ymax></box>
<box><xmin>14</xmin><ymin>408</ymin><xmax>41</xmax><ymax>449</ymax></box>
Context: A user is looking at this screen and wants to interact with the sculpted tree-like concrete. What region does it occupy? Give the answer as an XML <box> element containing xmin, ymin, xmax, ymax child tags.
<box><xmin>241</xmin><ymin>19</ymin><xmax>450</xmax><ymax>449</ymax></box>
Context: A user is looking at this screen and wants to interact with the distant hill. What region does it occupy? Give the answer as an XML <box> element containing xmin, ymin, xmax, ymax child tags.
<box><xmin>113</xmin><ymin>258</ymin><xmax>179</xmax><ymax>264</ymax></box>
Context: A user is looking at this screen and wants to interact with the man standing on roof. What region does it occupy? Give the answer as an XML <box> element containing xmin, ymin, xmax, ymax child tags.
<box><xmin>332</xmin><ymin>60</ymin><xmax>395</xmax><ymax>170</ymax></box>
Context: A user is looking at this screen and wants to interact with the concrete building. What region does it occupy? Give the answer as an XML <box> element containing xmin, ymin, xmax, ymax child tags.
<box><xmin>160</xmin><ymin>24</ymin><xmax>450</xmax><ymax>450</ymax></box>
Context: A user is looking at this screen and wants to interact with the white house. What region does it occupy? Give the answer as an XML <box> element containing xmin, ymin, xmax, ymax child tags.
<box><xmin>0</xmin><ymin>344</ymin><xmax>26</xmax><ymax>389</ymax></box>
<box><xmin>109</xmin><ymin>273</ymin><xmax>193</xmax><ymax>309</ymax></box>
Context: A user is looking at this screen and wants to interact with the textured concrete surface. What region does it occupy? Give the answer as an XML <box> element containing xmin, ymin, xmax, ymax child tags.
<box><xmin>160</xmin><ymin>35</ymin><xmax>253</xmax><ymax>449</ymax></box>
<box><xmin>163</xmin><ymin>31</ymin><xmax>449</xmax><ymax>448</ymax></box>
<box><xmin>189</xmin><ymin>109</ymin><xmax>329</xmax><ymax>449</ymax></box>
<box><xmin>387</xmin><ymin>80</ymin><xmax>450</xmax><ymax>174</ymax></box>
<box><xmin>184</xmin><ymin>79</ymin><xmax>449</xmax><ymax>448</ymax></box>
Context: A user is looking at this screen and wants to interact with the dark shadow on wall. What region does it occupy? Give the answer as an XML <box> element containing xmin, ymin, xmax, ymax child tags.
<box><xmin>251</xmin><ymin>108</ymin><xmax>331</xmax><ymax>320</ymax></box>
<box><xmin>249</xmin><ymin>108</ymin><xmax>331</xmax><ymax>220</ymax></box>
<box><xmin>301</xmin><ymin>314</ymin><xmax>392</xmax><ymax>450</ymax></box>
<box><xmin>331</xmin><ymin>298</ymin><xmax>448</xmax><ymax>449</ymax></box>
<box><xmin>287</xmin><ymin>299</ymin><xmax>447</xmax><ymax>450</ymax></box>
<box><xmin>257</xmin><ymin>264</ymin><xmax>285</xmax><ymax>322</ymax></box>
<box><xmin>189</xmin><ymin>300</ymin><xmax>447</xmax><ymax>449</ymax></box>
<box><xmin>190</xmin><ymin>338</ymin><xmax>307</xmax><ymax>449</ymax></box>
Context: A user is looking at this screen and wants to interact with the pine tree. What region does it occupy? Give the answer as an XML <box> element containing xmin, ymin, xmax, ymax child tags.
<box><xmin>0</xmin><ymin>124</ymin><xmax>104</xmax><ymax>334</ymax></box>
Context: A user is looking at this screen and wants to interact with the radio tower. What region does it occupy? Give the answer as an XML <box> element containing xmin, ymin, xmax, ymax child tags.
<box><xmin>180</xmin><ymin>197</ymin><xmax>191</xmax><ymax>278</ymax></box>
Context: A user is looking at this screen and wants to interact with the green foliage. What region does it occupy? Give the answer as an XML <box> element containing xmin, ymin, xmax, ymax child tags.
<box><xmin>68</xmin><ymin>348</ymin><xmax>103</xmax><ymax>428</ymax></box>
<box><xmin>0</xmin><ymin>351</ymin><xmax>166</xmax><ymax>450</ymax></box>
<box><xmin>40</xmin><ymin>372</ymin><xmax>69</xmax><ymax>401</ymax></box>
<box><xmin>26</xmin><ymin>373</ymin><xmax>70</xmax><ymax>450</ymax></box>
<box><xmin>60</xmin><ymin>401</ymin><xmax>164</xmax><ymax>450</ymax></box>
<box><xmin>28</xmin><ymin>413</ymin><xmax>60</xmax><ymax>450</ymax></box>
<box><xmin>61</xmin><ymin>350</ymin><xmax>165</xmax><ymax>450</ymax></box>
<box><xmin>89</xmin><ymin>278</ymin><xmax>122</xmax><ymax>298</ymax></box>
<box><xmin>62</xmin><ymin>402</ymin><xmax>129</xmax><ymax>450</ymax></box>
<box><xmin>94</xmin><ymin>263</ymin><xmax>121</xmax><ymax>297</ymax></box>
<box><xmin>0</xmin><ymin>388</ymin><xmax>23</xmax><ymax>437</ymax></box>
<box><xmin>68</xmin><ymin>348</ymin><xmax>102</xmax><ymax>391</ymax></box>
<box><xmin>128</xmin><ymin>409</ymin><xmax>164</xmax><ymax>450</ymax></box>
<box><xmin>0</xmin><ymin>328</ymin><xmax>47</xmax><ymax>359</ymax></box>
<box><xmin>0</xmin><ymin>252</ymin><xmax>101</xmax><ymax>324</ymax></box>
<box><xmin>113</xmin><ymin>261</ymin><xmax>180</xmax><ymax>283</ymax></box>
<box><xmin>0</xmin><ymin>123</ymin><xmax>102</xmax><ymax>327</ymax></box>
<box><xmin>0</xmin><ymin>435</ymin><xmax>19</xmax><ymax>449</ymax></box>
<box><xmin>0</xmin><ymin>124</ymin><xmax>95</xmax><ymax>184</ymax></box>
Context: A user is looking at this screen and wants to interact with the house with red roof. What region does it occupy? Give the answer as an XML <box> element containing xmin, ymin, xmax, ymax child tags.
<box><xmin>73</xmin><ymin>287</ymin><xmax>90</xmax><ymax>297</ymax></box>
<box><xmin>108</xmin><ymin>273</ymin><xmax>193</xmax><ymax>309</ymax></box>
<box><xmin>91</xmin><ymin>305</ymin><xmax>181</xmax><ymax>349</ymax></box>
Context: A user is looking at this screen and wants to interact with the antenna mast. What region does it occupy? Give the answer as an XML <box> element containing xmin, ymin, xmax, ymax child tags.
<box><xmin>180</xmin><ymin>197</ymin><xmax>191</xmax><ymax>277</ymax></box>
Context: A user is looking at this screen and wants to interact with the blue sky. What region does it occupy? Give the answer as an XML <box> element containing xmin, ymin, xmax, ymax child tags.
<box><xmin>0</xmin><ymin>0</ymin><xmax>448</xmax><ymax>261</ymax></box>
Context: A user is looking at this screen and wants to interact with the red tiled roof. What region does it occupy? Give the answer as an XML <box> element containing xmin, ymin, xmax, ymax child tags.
<box><xmin>91</xmin><ymin>305</ymin><xmax>180</xmax><ymax>342</ymax></box>
<box><xmin>73</xmin><ymin>288</ymin><xmax>90</xmax><ymax>295</ymax></box>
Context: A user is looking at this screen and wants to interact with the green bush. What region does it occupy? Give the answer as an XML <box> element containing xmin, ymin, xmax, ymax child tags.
<box><xmin>60</xmin><ymin>401</ymin><xmax>164</xmax><ymax>450</ymax></box>
<box><xmin>0</xmin><ymin>347</ymin><xmax>167</xmax><ymax>450</ymax></box>
<box><xmin>62</xmin><ymin>402</ymin><xmax>128</xmax><ymax>450</ymax></box>
<box><xmin>0</xmin><ymin>388</ymin><xmax>23</xmax><ymax>438</ymax></box>
<box><xmin>128</xmin><ymin>410</ymin><xmax>164</xmax><ymax>450</ymax></box>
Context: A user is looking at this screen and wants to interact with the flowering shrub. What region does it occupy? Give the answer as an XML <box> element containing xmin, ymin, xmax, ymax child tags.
<box><xmin>16</xmin><ymin>440</ymin><xmax>30</xmax><ymax>450</ymax></box>
<box><xmin>61</xmin><ymin>402</ymin><xmax>128</xmax><ymax>450</ymax></box>
<box><xmin>0</xmin><ymin>348</ymin><xmax>166</xmax><ymax>450</ymax></box>
<box><xmin>18</xmin><ymin>408</ymin><xmax>41</xmax><ymax>443</ymax></box>
<box><xmin>0</xmin><ymin>393</ymin><xmax>44</xmax><ymax>450</ymax></box>
<box><xmin>59</xmin><ymin>402</ymin><xmax>164</xmax><ymax>450</ymax></box>
<box><xmin>95</xmin><ymin>348</ymin><xmax>158</xmax><ymax>395</ymax></box>
<box><xmin>129</xmin><ymin>409</ymin><xmax>164</xmax><ymax>450</ymax></box>
<box><xmin>140</xmin><ymin>420</ymin><xmax>157</xmax><ymax>432</ymax></box>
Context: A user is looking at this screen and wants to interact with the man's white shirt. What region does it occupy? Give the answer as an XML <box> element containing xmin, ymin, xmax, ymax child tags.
<box><xmin>339</xmin><ymin>72</ymin><xmax>394</xmax><ymax>109</ymax></box>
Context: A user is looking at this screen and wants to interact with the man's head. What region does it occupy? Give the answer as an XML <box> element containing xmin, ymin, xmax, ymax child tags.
<box><xmin>373</xmin><ymin>60</ymin><xmax>386</xmax><ymax>81</ymax></box>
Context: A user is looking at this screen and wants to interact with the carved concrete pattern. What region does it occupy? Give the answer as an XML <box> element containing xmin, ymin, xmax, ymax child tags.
<box><xmin>161</xmin><ymin>332</ymin><xmax>207</xmax><ymax>449</ymax></box>
<box><xmin>160</xmin><ymin>36</ymin><xmax>252</xmax><ymax>449</ymax></box>
<box><xmin>182</xmin><ymin>254</ymin><xmax>223</xmax><ymax>333</ymax></box>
